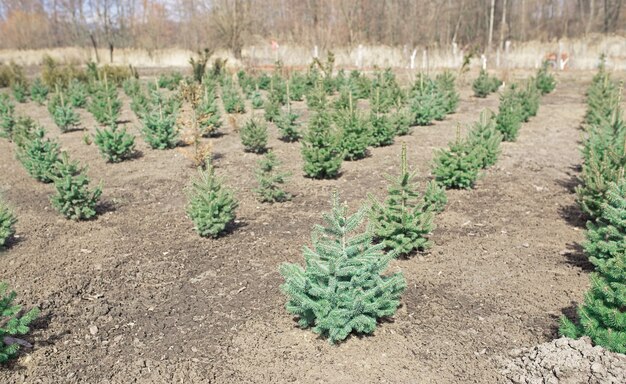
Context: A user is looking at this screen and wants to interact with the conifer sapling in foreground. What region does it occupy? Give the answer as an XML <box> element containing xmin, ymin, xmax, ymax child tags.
<box><xmin>0</xmin><ymin>196</ymin><xmax>17</xmax><ymax>249</ymax></box>
<box><xmin>279</xmin><ymin>193</ymin><xmax>406</xmax><ymax>344</ymax></box>
<box><xmin>185</xmin><ymin>166</ymin><xmax>238</xmax><ymax>238</ymax></box>
<box><xmin>560</xmin><ymin>179</ymin><xmax>626</xmax><ymax>353</ymax></box>
<box><xmin>0</xmin><ymin>282</ymin><xmax>40</xmax><ymax>363</ymax></box>
<box><xmin>370</xmin><ymin>144</ymin><xmax>434</xmax><ymax>257</ymax></box>
<box><xmin>255</xmin><ymin>151</ymin><xmax>291</xmax><ymax>203</ymax></box>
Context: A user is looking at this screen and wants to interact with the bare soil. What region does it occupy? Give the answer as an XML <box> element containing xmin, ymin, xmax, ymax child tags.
<box><xmin>0</xmin><ymin>71</ymin><xmax>593</xmax><ymax>383</ymax></box>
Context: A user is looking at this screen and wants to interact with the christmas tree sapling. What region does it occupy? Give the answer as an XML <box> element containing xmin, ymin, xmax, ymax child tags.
<box><xmin>280</xmin><ymin>193</ymin><xmax>406</xmax><ymax>343</ymax></box>
<box><xmin>433</xmin><ymin>130</ymin><xmax>482</xmax><ymax>189</ymax></box>
<box><xmin>0</xmin><ymin>282</ymin><xmax>40</xmax><ymax>363</ymax></box>
<box><xmin>560</xmin><ymin>179</ymin><xmax>626</xmax><ymax>353</ymax></box>
<box><xmin>16</xmin><ymin>127</ymin><xmax>61</xmax><ymax>183</ymax></box>
<box><xmin>422</xmin><ymin>179</ymin><xmax>448</xmax><ymax>213</ymax></box>
<box><xmin>50</xmin><ymin>153</ymin><xmax>102</xmax><ymax>220</ymax></box>
<box><xmin>370</xmin><ymin>144</ymin><xmax>435</xmax><ymax>257</ymax></box>
<box><xmin>94</xmin><ymin>125</ymin><xmax>136</xmax><ymax>163</ymax></box>
<box><xmin>0</xmin><ymin>196</ymin><xmax>17</xmax><ymax>249</ymax></box>
<box><xmin>185</xmin><ymin>166</ymin><xmax>238</xmax><ymax>238</ymax></box>
<box><xmin>301</xmin><ymin>109</ymin><xmax>343</xmax><ymax>179</ymax></box>
<box><xmin>255</xmin><ymin>151</ymin><xmax>291</xmax><ymax>203</ymax></box>
<box><xmin>467</xmin><ymin>109</ymin><xmax>503</xmax><ymax>169</ymax></box>
<box><xmin>240</xmin><ymin>118</ymin><xmax>268</xmax><ymax>154</ymax></box>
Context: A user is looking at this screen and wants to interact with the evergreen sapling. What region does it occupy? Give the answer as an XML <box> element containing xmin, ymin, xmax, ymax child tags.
<box><xmin>16</xmin><ymin>128</ymin><xmax>60</xmax><ymax>183</ymax></box>
<box><xmin>50</xmin><ymin>153</ymin><xmax>102</xmax><ymax>220</ymax></box>
<box><xmin>240</xmin><ymin>118</ymin><xmax>268</xmax><ymax>154</ymax></box>
<box><xmin>301</xmin><ymin>109</ymin><xmax>343</xmax><ymax>179</ymax></box>
<box><xmin>560</xmin><ymin>179</ymin><xmax>626</xmax><ymax>353</ymax></box>
<box><xmin>0</xmin><ymin>196</ymin><xmax>17</xmax><ymax>249</ymax></box>
<box><xmin>279</xmin><ymin>193</ymin><xmax>406</xmax><ymax>343</ymax></box>
<box><xmin>422</xmin><ymin>180</ymin><xmax>448</xmax><ymax>213</ymax></box>
<box><xmin>369</xmin><ymin>112</ymin><xmax>395</xmax><ymax>147</ymax></box>
<box><xmin>29</xmin><ymin>78</ymin><xmax>49</xmax><ymax>105</ymax></box>
<box><xmin>433</xmin><ymin>130</ymin><xmax>482</xmax><ymax>189</ymax></box>
<box><xmin>51</xmin><ymin>90</ymin><xmax>80</xmax><ymax>132</ymax></box>
<box><xmin>0</xmin><ymin>282</ymin><xmax>39</xmax><ymax>363</ymax></box>
<box><xmin>337</xmin><ymin>96</ymin><xmax>370</xmax><ymax>160</ymax></box>
<box><xmin>94</xmin><ymin>125</ymin><xmax>136</xmax><ymax>162</ymax></box>
<box><xmin>370</xmin><ymin>144</ymin><xmax>434</xmax><ymax>257</ymax></box>
<box><xmin>467</xmin><ymin>109</ymin><xmax>503</xmax><ymax>169</ymax></box>
<box><xmin>185</xmin><ymin>166</ymin><xmax>238</xmax><ymax>238</ymax></box>
<box><xmin>255</xmin><ymin>151</ymin><xmax>291</xmax><ymax>203</ymax></box>
<box><xmin>495</xmin><ymin>86</ymin><xmax>524</xmax><ymax>142</ymax></box>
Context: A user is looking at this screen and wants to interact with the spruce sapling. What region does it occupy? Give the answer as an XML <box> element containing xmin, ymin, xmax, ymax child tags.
<box><xmin>16</xmin><ymin>127</ymin><xmax>60</xmax><ymax>183</ymax></box>
<box><xmin>0</xmin><ymin>282</ymin><xmax>40</xmax><ymax>363</ymax></box>
<box><xmin>11</xmin><ymin>81</ymin><xmax>28</xmax><ymax>103</ymax></box>
<box><xmin>51</xmin><ymin>90</ymin><xmax>80</xmax><ymax>132</ymax></box>
<box><xmin>433</xmin><ymin>130</ymin><xmax>482</xmax><ymax>189</ymax></box>
<box><xmin>560</xmin><ymin>179</ymin><xmax>626</xmax><ymax>353</ymax></box>
<box><xmin>422</xmin><ymin>180</ymin><xmax>448</xmax><ymax>213</ymax></box>
<box><xmin>240</xmin><ymin>118</ymin><xmax>268</xmax><ymax>154</ymax></box>
<box><xmin>276</xmin><ymin>107</ymin><xmax>301</xmax><ymax>142</ymax></box>
<box><xmin>29</xmin><ymin>78</ymin><xmax>49</xmax><ymax>105</ymax></box>
<box><xmin>279</xmin><ymin>193</ymin><xmax>406</xmax><ymax>344</ymax></box>
<box><xmin>472</xmin><ymin>69</ymin><xmax>496</xmax><ymax>98</ymax></box>
<box><xmin>94</xmin><ymin>125</ymin><xmax>136</xmax><ymax>162</ymax></box>
<box><xmin>67</xmin><ymin>79</ymin><xmax>88</xmax><ymax>108</ymax></box>
<box><xmin>435</xmin><ymin>71</ymin><xmax>459</xmax><ymax>114</ymax></box>
<box><xmin>370</xmin><ymin>144</ymin><xmax>434</xmax><ymax>256</ymax></box>
<box><xmin>516</xmin><ymin>81</ymin><xmax>541</xmax><ymax>122</ymax></box>
<box><xmin>185</xmin><ymin>166</ymin><xmax>238</xmax><ymax>238</ymax></box>
<box><xmin>301</xmin><ymin>109</ymin><xmax>343</xmax><ymax>179</ymax></box>
<box><xmin>196</xmin><ymin>86</ymin><xmax>222</xmax><ymax>137</ymax></box>
<box><xmin>337</xmin><ymin>95</ymin><xmax>369</xmax><ymax>160</ymax></box>
<box><xmin>535</xmin><ymin>61</ymin><xmax>556</xmax><ymax>95</ymax></box>
<box><xmin>0</xmin><ymin>94</ymin><xmax>15</xmax><ymax>139</ymax></box>
<box><xmin>251</xmin><ymin>90</ymin><xmax>264</xmax><ymax>109</ymax></box>
<box><xmin>495</xmin><ymin>86</ymin><xmax>524</xmax><ymax>142</ymax></box>
<box><xmin>255</xmin><ymin>151</ymin><xmax>291</xmax><ymax>203</ymax></box>
<box><xmin>369</xmin><ymin>112</ymin><xmax>395</xmax><ymax>147</ymax></box>
<box><xmin>0</xmin><ymin>196</ymin><xmax>17</xmax><ymax>249</ymax></box>
<box><xmin>467</xmin><ymin>109</ymin><xmax>503</xmax><ymax>169</ymax></box>
<box><xmin>141</xmin><ymin>96</ymin><xmax>179</xmax><ymax>149</ymax></box>
<box><xmin>50</xmin><ymin>153</ymin><xmax>102</xmax><ymax>220</ymax></box>
<box><xmin>390</xmin><ymin>108</ymin><xmax>412</xmax><ymax>136</ymax></box>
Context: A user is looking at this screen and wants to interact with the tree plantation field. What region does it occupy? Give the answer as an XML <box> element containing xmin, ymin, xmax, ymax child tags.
<box><xmin>0</xmin><ymin>67</ymin><xmax>613</xmax><ymax>383</ymax></box>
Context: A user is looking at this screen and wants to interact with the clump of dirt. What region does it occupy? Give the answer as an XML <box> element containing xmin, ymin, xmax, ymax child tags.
<box><xmin>499</xmin><ymin>337</ymin><xmax>626</xmax><ymax>384</ymax></box>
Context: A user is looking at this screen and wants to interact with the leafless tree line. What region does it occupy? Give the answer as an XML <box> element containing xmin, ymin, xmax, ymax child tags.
<box><xmin>0</xmin><ymin>0</ymin><xmax>624</xmax><ymax>59</ymax></box>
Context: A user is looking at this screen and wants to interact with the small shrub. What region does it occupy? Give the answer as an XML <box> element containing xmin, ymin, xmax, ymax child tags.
<box><xmin>29</xmin><ymin>78</ymin><xmax>49</xmax><ymax>105</ymax></box>
<box><xmin>0</xmin><ymin>62</ymin><xmax>26</xmax><ymax>88</ymax></box>
<box><xmin>50</xmin><ymin>154</ymin><xmax>102</xmax><ymax>220</ymax></box>
<box><xmin>279</xmin><ymin>193</ymin><xmax>406</xmax><ymax>344</ymax></box>
<box><xmin>255</xmin><ymin>151</ymin><xmax>291</xmax><ymax>203</ymax></box>
<box><xmin>240</xmin><ymin>118</ymin><xmax>268</xmax><ymax>153</ymax></box>
<box><xmin>422</xmin><ymin>180</ymin><xmax>448</xmax><ymax>213</ymax></box>
<box><xmin>0</xmin><ymin>196</ymin><xmax>17</xmax><ymax>248</ymax></box>
<box><xmin>432</xmin><ymin>133</ymin><xmax>482</xmax><ymax>189</ymax></box>
<box><xmin>16</xmin><ymin>128</ymin><xmax>60</xmax><ymax>183</ymax></box>
<box><xmin>94</xmin><ymin>125</ymin><xmax>136</xmax><ymax>163</ymax></box>
<box><xmin>0</xmin><ymin>282</ymin><xmax>40</xmax><ymax>363</ymax></box>
<box><xmin>301</xmin><ymin>110</ymin><xmax>343</xmax><ymax>179</ymax></box>
<box><xmin>185</xmin><ymin>166</ymin><xmax>238</xmax><ymax>238</ymax></box>
<box><xmin>370</xmin><ymin>144</ymin><xmax>434</xmax><ymax>257</ymax></box>
<box><xmin>41</xmin><ymin>55</ymin><xmax>87</xmax><ymax>88</ymax></box>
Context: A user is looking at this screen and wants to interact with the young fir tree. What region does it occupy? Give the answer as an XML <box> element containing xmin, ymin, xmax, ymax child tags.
<box><xmin>141</xmin><ymin>97</ymin><xmax>179</xmax><ymax>149</ymax></box>
<box><xmin>390</xmin><ymin>108</ymin><xmax>412</xmax><ymax>136</ymax></box>
<box><xmin>251</xmin><ymin>90</ymin><xmax>264</xmax><ymax>109</ymax></box>
<box><xmin>221</xmin><ymin>79</ymin><xmax>246</xmax><ymax>114</ymax></box>
<box><xmin>585</xmin><ymin>72</ymin><xmax>618</xmax><ymax>127</ymax></box>
<box><xmin>276</xmin><ymin>106</ymin><xmax>301</xmax><ymax>142</ymax></box>
<box><xmin>0</xmin><ymin>196</ymin><xmax>17</xmax><ymax>249</ymax></box>
<box><xmin>16</xmin><ymin>127</ymin><xmax>61</xmax><ymax>183</ymax></box>
<box><xmin>467</xmin><ymin>109</ymin><xmax>503</xmax><ymax>169</ymax></box>
<box><xmin>369</xmin><ymin>112</ymin><xmax>395</xmax><ymax>147</ymax></box>
<box><xmin>410</xmin><ymin>75</ymin><xmax>446</xmax><ymax>126</ymax></box>
<box><xmin>67</xmin><ymin>79</ymin><xmax>88</xmax><ymax>108</ymax></box>
<box><xmin>29</xmin><ymin>78</ymin><xmax>49</xmax><ymax>105</ymax></box>
<box><xmin>472</xmin><ymin>69</ymin><xmax>499</xmax><ymax>98</ymax></box>
<box><xmin>535</xmin><ymin>61</ymin><xmax>557</xmax><ymax>95</ymax></box>
<box><xmin>196</xmin><ymin>86</ymin><xmax>222</xmax><ymax>137</ymax></box>
<box><xmin>337</xmin><ymin>96</ymin><xmax>370</xmax><ymax>160</ymax></box>
<box><xmin>0</xmin><ymin>94</ymin><xmax>15</xmax><ymax>139</ymax></box>
<box><xmin>51</xmin><ymin>91</ymin><xmax>80</xmax><ymax>133</ymax></box>
<box><xmin>301</xmin><ymin>109</ymin><xmax>343</xmax><ymax>179</ymax></box>
<box><xmin>560</xmin><ymin>179</ymin><xmax>626</xmax><ymax>353</ymax></box>
<box><xmin>0</xmin><ymin>282</ymin><xmax>40</xmax><ymax>363</ymax></box>
<box><xmin>255</xmin><ymin>151</ymin><xmax>291</xmax><ymax>203</ymax></box>
<box><xmin>433</xmin><ymin>131</ymin><xmax>482</xmax><ymax>189</ymax></box>
<box><xmin>370</xmin><ymin>144</ymin><xmax>434</xmax><ymax>257</ymax></box>
<box><xmin>94</xmin><ymin>125</ymin><xmax>136</xmax><ymax>163</ymax></box>
<box><xmin>88</xmin><ymin>78</ymin><xmax>122</xmax><ymax>126</ymax></box>
<box><xmin>240</xmin><ymin>118</ymin><xmax>268</xmax><ymax>154</ymax></box>
<box><xmin>495</xmin><ymin>86</ymin><xmax>524</xmax><ymax>142</ymax></box>
<box><xmin>50</xmin><ymin>153</ymin><xmax>102</xmax><ymax>220</ymax></box>
<box><xmin>288</xmin><ymin>72</ymin><xmax>307</xmax><ymax>102</ymax></box>
<box><xmin>185</xmin><ymin>166</ymin><xmax>238</xmax><ymax>238</ymax></box>
<box><xmin>11</xmin><ymin>81</ymin><xmax>29</xmax><ymax>103</ymax></box>
<box><xmin>515</xmin><ymin>81</ymin><xmax>541</xmax><ymax>122</ymax></box>
<box><xmin>435</xmin><ymin>71</ymin><xmax>459</xmax><ymax>114</ymax></box>
<box><xmin>422</xmin><ymin>180</ymin><xmax>448</xmax><ymax>214</ymax></box>
<box><xmin>279</xmin><ymin>193</ymin><xmax>406</xmax><ymax>344</ymax></box>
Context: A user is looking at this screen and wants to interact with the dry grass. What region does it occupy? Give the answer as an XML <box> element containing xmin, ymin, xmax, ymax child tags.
<box><xmin>1</xmin><ymin>34</ymin><xmax>626</xmax><ymax>70</ymax></box>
